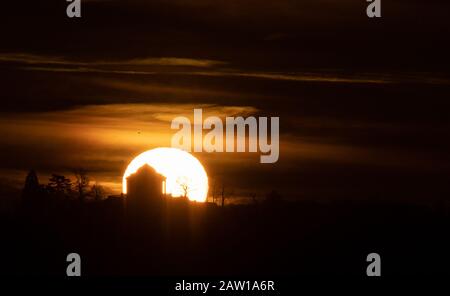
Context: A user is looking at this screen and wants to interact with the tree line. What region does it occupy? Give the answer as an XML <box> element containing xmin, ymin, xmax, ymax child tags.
<box><xmin>22</xmin><ymin>169</ymin><xmax>106</xmax><ymax>202</ymax></box>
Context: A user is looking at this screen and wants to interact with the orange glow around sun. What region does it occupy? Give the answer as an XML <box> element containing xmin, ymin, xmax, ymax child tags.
<box><xmin>123</xmin><ymin>147</ymin><xmax>208</xmax><ymax>202</ymax></box>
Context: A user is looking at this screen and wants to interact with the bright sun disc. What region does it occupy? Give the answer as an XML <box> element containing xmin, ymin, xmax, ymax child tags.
<box><xmin>123</xmin><ymin>147</ymin><xmax>208</xmax><ymax>202</ymax></box>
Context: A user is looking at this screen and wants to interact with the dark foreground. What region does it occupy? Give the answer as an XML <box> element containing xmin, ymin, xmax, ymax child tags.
<box><xmin>0</xmin><ymin>194</ymin><xmax>449</xmax><ymax>278</ymax></box>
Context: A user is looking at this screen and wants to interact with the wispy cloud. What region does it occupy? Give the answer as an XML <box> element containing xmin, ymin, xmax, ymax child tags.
<box><xmin>120</xmin><ymin>57</ymin><xmax>224</xmax><ymax>67</ymax></box>
<box><xmin>189</xmin><ymin>71</ymin><xmax>391</xmax><ymax>84</ymax></box>
<box><xmin>4</xmin><ymin>52</ymin><xmax>450</xmax><ymax>85</ymax></box>
<box><xmin>19</xmin><ymin>66</ymin><xmax>157</xmax><ymax>75</ymax></box>
<box><xmin>0</xmin><ymin>103</ymin><xmax>258</xmax><ymax>179</ymax></box>
<box><xmin>0</xmin><ymin>53</ymin><xmax>83</xmax><ymax>65</ymax></box>
<box><xmin>0</xmin><ymin>52</ymin><xmax>224</xmax><ymax>68</ymax></box>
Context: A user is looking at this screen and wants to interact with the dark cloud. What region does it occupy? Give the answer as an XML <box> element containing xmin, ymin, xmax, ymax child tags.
<box><xmin>2</xmin><ymin>0</ymin><xmax>450</xmax><ymax>70</ymax></box>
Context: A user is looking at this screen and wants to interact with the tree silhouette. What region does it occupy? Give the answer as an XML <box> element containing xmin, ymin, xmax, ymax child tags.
<box><xmin>90</xmin><ymin>182</ymin><xmax>105</xmax><ymax>201</ymax></box>
<box><xmin>250</xmin><ymin>192</ymin><xmax>258</xmax><ymax>205</ymax></box>
<box><xmin>176</xmin><ymin>176</ymin><xmax>190</xmax><ymax>198</ymax></box>
<box><xmin>22</xmin><ymin>169</ymin><xmax>39</xmax><ymax>196</ymax></box>
<box><xmin>221</xmin><ymin>184</ymin><xmax>226</xmax><ymax>207</ymax></box>
<box><xmin>211</xmin><ymin>177</ymin><xmax>216</xmax><ymax>203</ymax></box>
<box><xmin>21</xmin><ymin>169</ymin><xmax>42</xmax><ymax>207</ymax></box>
<box><xmin>48</xmin><ymin>174</ymin><xmax>72</xmax><ymax>195</ymax></box>
<box><xmin>176</xmin><ymin>176</ymin><xmax>198</xmax><ymax>199</ymax></box>
<box><xmin>73</xmin><ymin>169</ymin><xmax>89</xmax><ymax>201</ymax></box>
<box><xmin>266</xmin><ymin>190</ymin><xmax>282</xmax><ymax>204</ymax></box>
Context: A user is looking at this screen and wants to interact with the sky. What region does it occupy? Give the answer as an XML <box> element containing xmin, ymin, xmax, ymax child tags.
<box><xmin>1</xmin><ymin>0</ymin><xmax>450</xmax><ymax>203</ymax></box>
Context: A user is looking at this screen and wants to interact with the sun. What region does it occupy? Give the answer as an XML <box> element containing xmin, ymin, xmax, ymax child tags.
<box><xmin>123</xmin><ymin>147</ymin><xmax>208</xmax><ymax>202</ymax></box>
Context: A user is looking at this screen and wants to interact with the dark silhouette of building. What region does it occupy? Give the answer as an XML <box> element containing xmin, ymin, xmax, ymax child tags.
<box><xmin>126</xmin><ymin>165</ymin><xmax>166</xmax><ymax>209</ymax></box>
<box><xmin>125</xmin><ymin>165</ymin><xmax>166</xmax><ymax>232</ymax></box>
